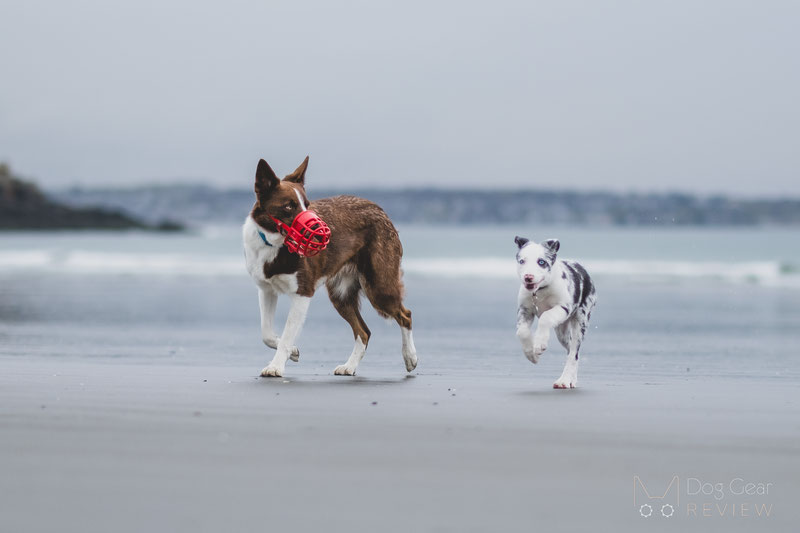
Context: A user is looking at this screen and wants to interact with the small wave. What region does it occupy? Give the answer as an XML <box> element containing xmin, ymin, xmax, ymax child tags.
<box><xmin>402</xmin><ymin>258</ymin><xmax>800</xmax><ymax>288</ymax></box>
<box><xmin>0</xmin><ymin>251</ymin><xmax>244</xmax><ymax>277</ymax></box>
<box><xmin>0</xmin><ymin>251</ymin><xmax>798</xmax><ymax>288</ymax></box>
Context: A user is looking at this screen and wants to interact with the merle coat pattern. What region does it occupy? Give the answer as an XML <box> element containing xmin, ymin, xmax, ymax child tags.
<box><xmin>514</xmin><ymin>236</ymin><xmax>596</xmax><ymax>388</ymax></box>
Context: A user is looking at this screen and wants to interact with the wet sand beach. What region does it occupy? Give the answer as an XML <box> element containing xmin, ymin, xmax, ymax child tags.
<box><xmin>1</xmin><ymin>357</ymin><xmax>797</xmax><ymax>533</ymax></box>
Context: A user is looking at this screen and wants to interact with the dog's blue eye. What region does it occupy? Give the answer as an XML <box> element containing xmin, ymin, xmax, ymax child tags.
<box><xmin>537</xmin><ymin>259</ymin><xmax>547</xmax><ymax>267</ymax></box>
<box><xmin>518</xmin><ymin>259</ymin><xmax>525</xmax><ymax>265</ymax></box>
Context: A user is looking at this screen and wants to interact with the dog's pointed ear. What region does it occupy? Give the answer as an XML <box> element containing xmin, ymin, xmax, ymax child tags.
<box><xmin>514</xmin><ymin>236</ymin><xmax>529</xmax><ymax>249</ymax></box>
<box><xmin>284</xmin><ymin>156</ymin><xmax>309</xmax><ymax>185</ymax></box>
<box><xmin>543</xmin><ymin>238</ymin><xmax>560</xmax><ymax>254</ymax></box>
<box><xmin>255</xmin><ymin>159</ymin><xmax>279</xmax><ymax>199</ymax></box>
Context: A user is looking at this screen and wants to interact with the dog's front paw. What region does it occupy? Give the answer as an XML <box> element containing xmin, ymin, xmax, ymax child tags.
<box><xmin>333</xmin><ymin>364</ymin><xmax>357</xmax><ymax>376</ymax></box>
<box><xmin>264</xmin><ymin>337</ymin><xmax>300</xmax><ymax>362</ymax></box>
<box><xmin>532</xmin><ymin>339</ymin><xmax>548</xmax><ymax>357</ymax></box>
<box><xmin>523</xmin><ymin>344</ymin><xmax>539</xmax><ymax>364</ymax></box>
<box><xmin>260</xmin><ymin>364</ymin><xmax>284</xmax><ymax>378</ymax></box>
<box><xmin>553</xmin><ymin>374</ymin><xmax>577</xmax><ymax>389</ymax></box>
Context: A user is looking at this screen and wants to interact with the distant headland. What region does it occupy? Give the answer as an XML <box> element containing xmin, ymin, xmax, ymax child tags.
<box><xmin>0</xmin><ymin>163</ymin><xmax>182</xmax><ymax>231</ymax></box>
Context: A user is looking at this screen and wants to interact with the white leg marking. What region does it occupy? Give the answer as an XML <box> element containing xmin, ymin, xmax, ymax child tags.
<box><xmin>516</xmin><ymin>307</ymin><xmax>537</xmax><ymax>363</ymax></box>
<box><xmin>401</xmin><ymin>327</ymin><xmax>418</xmax><ymax>372</ymax></box>
<box><xmin>259</xmin><ymin>286</ymin><xmax>279</xmax><ymax>347</ymax></box>
<box><xmin>258</xmin><ymin>287</ymin><xmax>300</xmax><ymax>362</ymax></box>
<box><xmin>334</xmin><ymin>337</ymin><xmax>367</xmax><ymax>376</ymax></box>
<box><xmin>532</xmin><ymin>306</ymin><xmax>569</xmax><ymax>359</ymax></box>
<box><xmin>554</xmin><ymin>320</ymin><xmax>581</xmax><ymax>389</ymax></box>
<box><xmin>554</xmin><ymin>350</ymin><xmax>579</xmax><ymax>389</ymax></box>
<box><xmin>518</xmin><ymin>325</ymin><xmax>537</xmax><ymax>364</ymax></box>
<box><xmin>261</xmin><ymin>295</ymin><xmax>310</xmax><ymax>377</ymax></box>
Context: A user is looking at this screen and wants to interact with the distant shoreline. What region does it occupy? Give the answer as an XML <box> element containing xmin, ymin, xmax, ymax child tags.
<box><xmin>52</xmin><ymin>183</ymin><xmax>800</xmax><ymax>228</ymax></box>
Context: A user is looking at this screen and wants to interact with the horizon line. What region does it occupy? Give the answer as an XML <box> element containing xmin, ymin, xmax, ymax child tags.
<box><xmin>50</xmin><ymin>181</ymin><xmax>800</xmax><ymax>202</ymax></box>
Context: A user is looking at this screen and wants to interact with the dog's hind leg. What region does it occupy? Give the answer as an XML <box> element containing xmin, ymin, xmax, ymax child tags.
<box><xmin>553</xmin><ymin>317</ymin><xmax>583</xmax><ymax>389</ymax></box>
<box><xmin>358</xmin><ymin>240</ymin><xmax>418</xmax><ymax>373</ymax></box>
<box><xmin>399</xmin><ymin>308</ymin><xmax>417</xmax><ymax>372</ymax></box>
<box><xmin>327</xmin><ymin>276</ymin><xmax>371</xmax><ymax>376</ymax></box>
<box><xmin>386</xmin><ymin>302</ymin><xmax>417</xmax><ymax>372</ymax></box>
<box><xmin>553</xmin><ymin>292</ymin><xmax>596</xmax><ymax>388</ymax></box>
<box><xmin>361</xmin><ymin>281</ymin><xmax>417</xmax><ymax>372</ymax></box>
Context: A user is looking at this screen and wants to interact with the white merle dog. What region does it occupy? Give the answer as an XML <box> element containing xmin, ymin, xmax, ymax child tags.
<box><xmin>514</xmin><ymin>236</ymin><xmax>597</xmax><ymax>388</ymax></box>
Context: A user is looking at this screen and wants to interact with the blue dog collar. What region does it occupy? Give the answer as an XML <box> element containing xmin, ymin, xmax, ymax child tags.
<box><xmin>257</xmin><ymin>230</ymin><xmax>274</xmax><ymax>247</ymax></box>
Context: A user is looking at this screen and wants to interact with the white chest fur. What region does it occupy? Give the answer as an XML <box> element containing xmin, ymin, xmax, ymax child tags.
<box><xmin>242</xmin><ymin>215</ymin><xmax>298</xmax><ymax>293</ymax></box>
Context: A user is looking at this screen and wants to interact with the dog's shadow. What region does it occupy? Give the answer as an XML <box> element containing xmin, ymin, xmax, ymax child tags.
<box><xmin>515</xmin><ymin>387</ymin><xmax>590</xmax><ymax>397</ymax></box>
<box><xmin>253</xmin><ymin>374</ymin><xmax>417</xmax><ymax>388</ymax></box>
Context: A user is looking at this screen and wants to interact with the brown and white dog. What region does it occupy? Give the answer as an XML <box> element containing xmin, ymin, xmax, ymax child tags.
<box><xmin>243</xmin><ymin>157</ymin><xmax>418</xmax><ymax>377</ymax></box>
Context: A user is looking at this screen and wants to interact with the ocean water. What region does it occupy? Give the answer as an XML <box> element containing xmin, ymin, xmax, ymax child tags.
<box><xmin>1</xmin><ymin>225</ymin><xmax>799</xmax><ymax>383</ymax></box>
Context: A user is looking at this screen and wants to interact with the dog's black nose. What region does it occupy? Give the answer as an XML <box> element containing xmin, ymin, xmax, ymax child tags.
<box><xmin>524</xmin><ymin>274</ymin><xmax>535</xmax><ymax>282</ymax></box>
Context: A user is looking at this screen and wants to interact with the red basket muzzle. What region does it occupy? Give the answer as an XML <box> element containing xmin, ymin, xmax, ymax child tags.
<box><xmin>270</xmin><ymin>210</ymin><xmax>331</xmax><ymax>257</ymax></box>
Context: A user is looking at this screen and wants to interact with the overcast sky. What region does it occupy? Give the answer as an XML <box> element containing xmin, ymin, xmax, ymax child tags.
<box><xmin>1</xmin><ymin>0</ymin><xmax>798</xmax><ymax>196</ymax></box>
